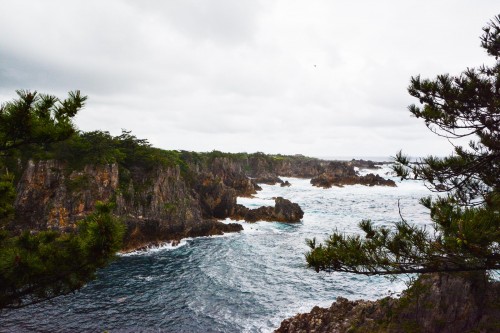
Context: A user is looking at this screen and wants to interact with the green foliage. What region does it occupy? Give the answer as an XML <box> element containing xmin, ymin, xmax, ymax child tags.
<box><xmin>0</xmin><ymin>173</ymin><xmax>15</xmax><ymax>225</ymax></box>
<box><xmin>306</xmin><ymin>16</ymin><xmax>500</xmax><ymax>276</ymax></box>
<box><xmin>0</xmin><ymin>90</ymin><xmax>86</xmax><ymax>157</ymax></box>
<box><xmin>52</xmin><ymin>131</ymin><xmax>125</xmax><ymax>169</ymax></box>
<box><xmin>65</xmin><ymin>174</ymin><xmax>90</xmax><ymax>193</ymax></box>
<box><xmin>0</xmin><ymin>202</ymin><xmax>124</xmax><ymax>308</ymax></box>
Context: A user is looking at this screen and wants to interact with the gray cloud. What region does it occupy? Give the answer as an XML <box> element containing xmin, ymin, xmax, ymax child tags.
<box><xmin>0</xmin><ymin>0</ymin><xmax>498</xmax><ymax>157</ymax></box>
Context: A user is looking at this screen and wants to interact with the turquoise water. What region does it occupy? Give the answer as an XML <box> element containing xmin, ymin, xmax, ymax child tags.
<box><xmin>0</xmin><ymin>166</ymin><xmax>432</xmax><ymax>332</ymax></box>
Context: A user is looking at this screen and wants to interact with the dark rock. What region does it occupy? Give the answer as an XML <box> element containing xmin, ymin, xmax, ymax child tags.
<box><xmin>274</xmin><ymin>197</ymin><xmax>303</xmax><ymax>222</ymax></box>
<box><xmin>195</xmin><ymin>174</ymin><xmax>239</xmax><ymax>219</ymax></box>
<box><xmin>361</xmin><ymin>173</ymin><xmax>396</xmax><ymax>187</ymax></box>
<box><xmin>311</xmin><ymin>172</ymin><xmax>396</xmax><ymax>188</ymax></box>
<box><xmin>253</xmin><ymin>175</ymin><xmax>284</xmax><ymax>185</ymax></box>
<box><xmin>234</xmin><ymin>197</ymin><xmax>303</xmax><ymax>223</ymax></box>
<box><xmin>310</xmin><ymin>173</ymin><xmax>336</xmax><ymax>188</ymax></box>
<box><xmin>281</xmin><ymin>180</ymin><xmax>291</xmax><ymax>187</ymax></box>
<box><xmin>184</xmin><ymin>220</ymin><xmax>243</xmax><ymax>238</ymax></box>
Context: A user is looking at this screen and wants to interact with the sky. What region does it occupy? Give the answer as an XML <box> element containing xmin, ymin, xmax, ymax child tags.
<box><xmin>0</xmin><ymin>1</ymin><xmax>498</xmax><ymax>159</ymax></box>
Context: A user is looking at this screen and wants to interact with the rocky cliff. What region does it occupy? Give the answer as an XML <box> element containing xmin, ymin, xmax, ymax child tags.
<box><xmin>12</xmin><ymin>159</ymin><xmax>246</xmax><ymax>251</ymax></box>
<box><xmin>11</xmin><ymin>154</ymin><xmax>393</xmax><ymax>252</ymax></box>
<box><xmin>275</xmin><ymin>272</ymin><xmax>500</xmax><ymax>333</ymax></box>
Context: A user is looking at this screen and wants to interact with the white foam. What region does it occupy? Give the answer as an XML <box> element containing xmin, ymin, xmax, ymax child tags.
<box><xmin>119</xmin><ymin>239</ymin><xmax>189</xmax><ymax>256</ymax></box>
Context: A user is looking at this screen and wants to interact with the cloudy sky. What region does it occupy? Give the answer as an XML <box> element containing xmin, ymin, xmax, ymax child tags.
<box><xmin>0</xmin><ymin>1</ymin><xmax>498</xmax><ymax>158</ymax></box>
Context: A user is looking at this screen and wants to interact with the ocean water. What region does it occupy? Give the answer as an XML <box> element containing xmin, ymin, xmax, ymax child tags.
<box><xmin>1</xmin><ymin>166</ymin><xmax>433</xmax><ymax>332</ymax></box>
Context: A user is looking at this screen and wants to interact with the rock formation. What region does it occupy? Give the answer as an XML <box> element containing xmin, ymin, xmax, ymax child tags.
<box><xmin>275</xmin><ymin>272</ymin><xmax>500</xmax><ymax>333</ymax></box>
<box><xmin>234</xmin><ymin>197</ymin><xmax>304</xmax><ymax>223</ymax></box>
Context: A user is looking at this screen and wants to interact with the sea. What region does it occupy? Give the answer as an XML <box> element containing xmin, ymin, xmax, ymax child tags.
<box><xmin>1</xmin><ymin>164</ymin><xmax>433</xmax><ymax>332</ymax></box>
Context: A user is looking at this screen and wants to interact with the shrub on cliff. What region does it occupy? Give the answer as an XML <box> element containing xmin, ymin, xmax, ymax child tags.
<box><xmin>306</xmin><ymin>17</ymin><xmax>500</xmax><ymax>276</ymax></box>
<box><xmin>0</xmin><ymin>202</ymin><xmax>124</xmax><ymax>308</ymax></box>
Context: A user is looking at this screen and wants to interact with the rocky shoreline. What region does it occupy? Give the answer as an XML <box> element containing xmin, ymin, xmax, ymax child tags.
<box><xmin>275</xmin><ymin>272</ymin><xmax>500</xmax><ymax>333</ymax></box>
<box><xmin>11</xmin><ymin>154</ymin><xmax>393</xmax><ymax>252</ymax></box>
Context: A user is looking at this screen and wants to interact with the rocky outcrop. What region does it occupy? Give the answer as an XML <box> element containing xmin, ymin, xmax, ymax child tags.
<box><xmin>14</xmin><ymin>160</ymin><xmax>119</xmax><ymax>231</ymax></box>
<box><xmin>234</xmin><ymin>197</ymin><xmax>304</xmax><ymax>223</ymax></box>
<box><xmin>253</xmin><ymin>175</ymin><xmax>285</xmax><ymax>186</ymax></box>
<box><xmin>275</xmin><ymin>272</ymin><xmax>500</xmax><ymax>333</ymax></box>
<box><xmin>195</xmin><ymin>173</ymin><xmax>239</xmax><ymax>219</ymax></box>
<box><xmin>348</xmin><ymin>159</ymin><xmax>383</xmax><ymax>169</ymax></box>
<box><xmin>13</xmin><ymin>160</ymin><xmax>244</xmax><ymax>251</ymax></box>
<box><xmin>311</xmin><ymin>173</ymin><xmax>396</xmax><ymax>188</ymax></box>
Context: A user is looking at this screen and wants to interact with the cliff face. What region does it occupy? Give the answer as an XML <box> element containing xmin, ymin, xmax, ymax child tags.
<box><xmin>13</xmin><ymin>159</ymin><xmax>241</xmax><ymax>251</ymax></box>
<box><xmin>14</xmin><ymin>160</ymin><xmax>119</xmax><ymax>231</ymax></box>
<box><xmin>275</xmin><ymin>272</ymin><xmax>500</xmax><ymax>333</ymax></box>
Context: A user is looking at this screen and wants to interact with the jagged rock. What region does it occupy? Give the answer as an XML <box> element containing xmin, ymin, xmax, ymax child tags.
<box><xmin>209</xmin><ymin>157</ymin><xmax>259</xmax><ymax>196</ymax></box>
<box><xmin>360</xmin><ymin>173</ymin><xmax>396</xmax><ymax>187</ymax></box>
<box><xmin>310</xmin><ymin>173</ymin><xmax>335</xmax><ymax>189</ymax></box>
<box><xmin>195</xmin><ymin>174</ymin><xmax>239</xmax><ymax>219</ymax></box>
<box><xmin>275</xmin><ymin>272</ymin><xmax>500</xmax><ymax>333</ymax></box>
<box><xmin>274</xmin><ymin>197</ymin><xmax>303</xmax><ymax>222</ymax></box>
<box><xmin>348</xmin><ymin>159</ymin><xmax>382</xmax><ymax>169</ymax></box>
<box><xmin>234</xmin><ymin>197</ymin><xmax>304</xmax><ymax>223</ymax></box>
<box><xmin>14</xmin><ymin>160</ymin><xmax>119</xmax><ymax>231</ymax></box>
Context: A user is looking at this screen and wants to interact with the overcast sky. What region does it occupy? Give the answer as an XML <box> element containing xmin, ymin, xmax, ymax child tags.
<box><xmin>0</xmin><ymin>1</ymin><xmax>498</xmax><ymax>158</ymax></box>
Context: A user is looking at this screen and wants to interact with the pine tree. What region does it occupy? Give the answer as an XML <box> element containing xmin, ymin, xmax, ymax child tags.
<box><xmin>306</xmin><ymin>16</ymin><xmax>500</xmax><ymax>276</ymax></box>
<box><xmin>0</xmin><ymin>91</ymin><xmax>124</xmax><ymax>308</ymax></box>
